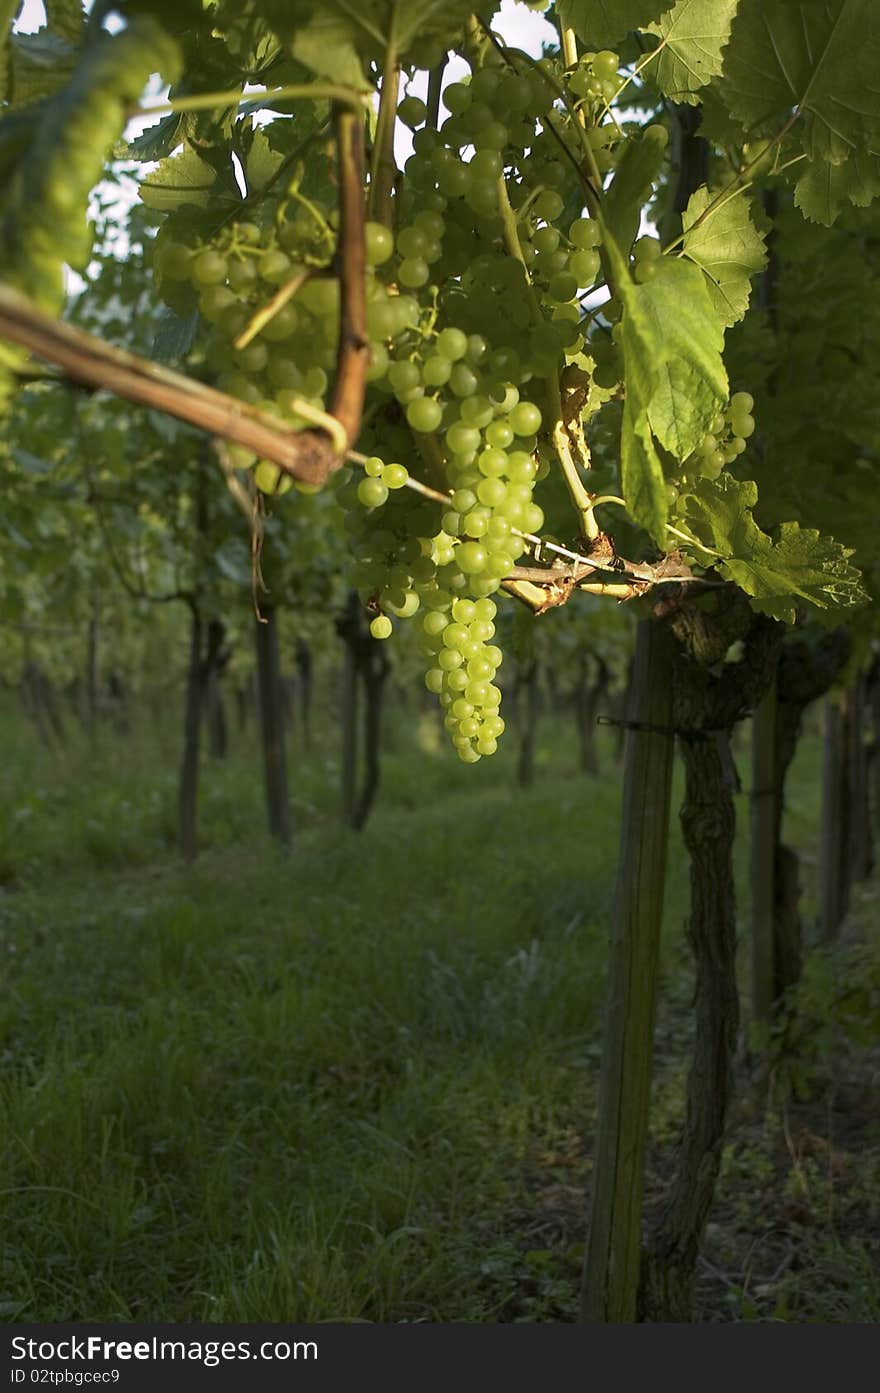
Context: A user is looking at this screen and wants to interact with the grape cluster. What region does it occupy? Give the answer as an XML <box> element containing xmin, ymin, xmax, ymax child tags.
<box><xmin>668</xmin><ymin>392</ymin><xmax>756</xmax><ymax>508</ymax></box>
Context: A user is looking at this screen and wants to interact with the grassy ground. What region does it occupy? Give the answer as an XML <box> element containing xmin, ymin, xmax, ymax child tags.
<box><xmin>1</xmin><ymin>691</ymin><xmax>878</xmax><ymax>1322</ymax></box>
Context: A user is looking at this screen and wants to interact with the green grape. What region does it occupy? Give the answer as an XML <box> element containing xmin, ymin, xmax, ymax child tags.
<box><xmin>388</xmin><ymin>591</ymin><xmax>420</xmax><ymax>617</ymax></box>
<box><xmin>198</xmin><ymin>285</ymin><xmax>237</xmax><ymax>323</ymax></box>
<box><xmin>358</xmin><ymin>477</ymin><xmax>389</xmax><ymax>508</ymax></box>
<box><xmin>388</xmin><ymin>360</ymin><xmax>421</xmax><ymax>396</ymax></box>
<box><xmin>548</xmin><ymin>270</ymin><xmax>578</xmax><ymax>303</ymax></box>
<box><xmin>370</xmin><ymin>614</ymin><xmax>393</xmax><ymax>639</ymax></box>
<box><xmin>398</xmin><ymin>95</ymin><xmax>427</xmax><ymax>128</ymax></box>
<box><xmin>569</xmin><ymin>249</ymin><xmax>600</xmax><ymax>286</ymax></box>
<box><xmin>485</xmin><ymin>419</ymin><xmax>514</xmax><ymax>449</ymax></box>
<box><xmin>192</xmin><ymin>250</ymin><xmax>228</xmax><ymax>285</ymax></box>
<box><xmin>730</xmin><ymin>391</ymin><xmax>754</xmax><ymax>414</ymax></box>
<box><xmin>731</xmin><ymin>413</ymin><xmax>755</xmax><ymax>439</ymax></box>
<box><xmin>365</xmin><ymin>221</ymin><xmax>394</xmax><ymax>266</ymax></box>
<box><xmin>423</xmin><ymin>355</ymin><xmax>452</xmax><ymax>386</ymax></box>
<box><xmin>532</xmin><ymin>225</ymin><xmax>560</xmax><ymax>256</ymax></box>
<box><xmin>407</xmin><ymin>396</ymin><xmax>443</xmax><ymax>433</ymax></box>
<box><xmin>254</xmin><ymin>461</ymin><xmax>293</xmax><ymax>495</ymax></box>
<box><xmin>456</xmin><ymin>542</ymin><xmax>488</xmax><ymax>574</ymax></box>
<box><xmin>436</xmin><ymin>327</ymin><xmax>469</xmax><ymax>361</ymax></box>
<box><xmin>399</xmin><ymin>256</ymin><xmax>430</xmax><ymax>288</ymax></box>
<box><xmin>569</xmin><ymin>218</ymin><xmax>602</xmax><ymax>249</ymax></box>
<box><xmin>415</xmin><ymin>209</ymin><xmax>446</xmax><ymax>238</ymax></box>
<box><xmin>260</xmin><ymin>249</ymin><xmax>292</xmax><ymax>284</ymax></box>
<box><xmin>447</xmin><ymin>422</ymin><xmax>481</xmax><ymax>455</ymax></box>
<box><xmin>397</xmin><ymin>226</ymin><xmax>428</xmax><ymax>258</ymax></box>
<box><xmin>382</xmin><ymin>462</ymin><xmax>409</xmax><ymax>489</ymax></box>
<box><xmin>450</xmin><ymin>363</ymin><xmax>479</xmax><ymax>397</ymax></box>
<box><xmin>444</xmin><ymin>82</ymin><xmax>472</xmax><ymax>114</ymax></box>
<box><xmin>509</xmin><ymin>401</ymin><xmax>542</xmax><ymax>435</ymax></box>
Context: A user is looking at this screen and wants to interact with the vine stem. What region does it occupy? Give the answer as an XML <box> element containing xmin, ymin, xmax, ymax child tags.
<box><xmin>368</xmin><ymin>19</ymin><xmax>400</xmax><ymax>226</ymax></box>
<box><xmin>136</xmin><ymin>82</ymin><xmax>369</xmax><ymax>119</ymax></box>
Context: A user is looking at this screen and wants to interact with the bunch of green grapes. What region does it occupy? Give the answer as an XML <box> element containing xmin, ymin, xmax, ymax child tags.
<box><xmin>0</xmin><ymin>18</ymin><xmax>181</xmax><ymax>410</ymax></box>
<box><xmin>667</xmin><ymin>392</ymin><xmax>756</xmax><ymax>511</ymax></box>
<box><xmin>154</xmin><ymin>201</ymin><xmax>424</xmax><ymax>495</ymax></box>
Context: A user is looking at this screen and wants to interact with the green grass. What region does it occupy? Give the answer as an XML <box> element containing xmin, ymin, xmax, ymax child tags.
<box><xmin>0</xmin><ymin>696</ymin><xmax>877</xmax><ymax>1322</ymax></box>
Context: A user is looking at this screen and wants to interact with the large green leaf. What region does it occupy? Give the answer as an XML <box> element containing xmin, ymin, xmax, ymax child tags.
<box><xmin>606</xmin><ymin>240</ymin><xmax>727</xmax><ymax>541</ymax></box>
<box><xmin>722</xmin><ymin>0</ymin><xmax>880</xmax><ymax>219</ymax></box>
<box><xmin>640</xmin><ymin>260</ymin><xmax>728</xmax><ymax>459</ymax></box>
<box><xmin>646</xmin><ymin>0</ymin><xmax>739</xmax><ymax>104</ymax></box>
<box><xmin>680</xmin><ymin>476</ymin><xmax>868</xmax><ymax>622</ymax></box>
<box><xmin>556</xmin><ymin>0</ymin><xmax>677</xmax><ymax>49</ymax></box>
<box><xmin>680</xmin><ymin>185</ymin><xmax>767</xmax><ymax>326</ymax></box>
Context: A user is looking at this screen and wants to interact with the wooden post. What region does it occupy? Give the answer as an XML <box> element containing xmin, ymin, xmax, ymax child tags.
<box><xmin>581</xmin><ymin>618</ymin><xmax>675</xmax><ymax>1322</ymax></box>
<box><xmin>750</xmin><ymin>670</ymin><xmax>778</xmax><ymax>1026</ymax></box>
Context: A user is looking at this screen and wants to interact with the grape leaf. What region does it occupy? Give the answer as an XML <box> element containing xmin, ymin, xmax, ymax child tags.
<box><xmin>278</xmin><ymin>0</ymin><xmax>477</xmax><ymax>84</ymax></box>
<box><xmin>290</xmin><ymin>13</ymin><xmax>366</xmax><ymax>89</ymax></box>
<box><xmin>556</xmin><ymin>0</ymin><xmax>677</xmax><ymax>49</ymax></box>
<box><xmin>139</xmin><ymin>147</ymin><xmax>240</xmax><ymax>213</ymax></box>
<box><xmin>123</xmin><ymin>111</ymin><xmax>190</xmax><ymax>162</ymax></box>
<box><xmin>606</xmin><ymin>241</ymin><xmax>727</xmax><ymax>541</ymax></box>
<box><xmin>680</xmin><ymin>476</ymin><xmax>868</xmax><ymax>622</ymax></box>
<box><xmin>721</xmin><ymin>0</ymin><xmax>880</xmax><ymax>219</ymax></box>
<box><xmin>44</xmin><ymin>0</ymin><xmax>85</xmax><ymax>42</ymax></box>
<box><xmin>646</xmin><ymin>0</ymin><xmax>739</xmax><ymax>105</ymax></box>
<box><xmin>794</xmin><ymin>148</ymin><xmax>880</xmax><ymax>225</ymax></box>
<box><xmin>680</xmin><ymin>185</ymin><xmax>767</xmax><ymax>325</ymax></box>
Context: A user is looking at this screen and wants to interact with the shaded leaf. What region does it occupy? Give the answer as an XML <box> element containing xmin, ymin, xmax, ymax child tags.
<box><xmin>556</xmin><ymin>0</ymin><xmax>677</xmax><ymax>48</ymax></box>
<box><xmin>680</xmin><ymin>475</ymin><xmax>868</xmax><ymax>622</ymax></box>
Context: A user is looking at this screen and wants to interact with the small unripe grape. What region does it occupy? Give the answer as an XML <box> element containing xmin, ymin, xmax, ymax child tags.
<box><xmin>731</xmin><ymin>412</ymin><xmax>755</xmax><ymax>439</ymax></box>
<box><xmin>358</xmin><ymin>477</ymin><xmax>389</xmax><ymax>508</ymax></box>
<box><xmin>382</xmin><ymin>463</ymin><xmax>408</xmax><ymax>489</ymax></box>
<box><xmin>254</xmin><ymin>461</ymin><xmax>293</xmax><ymax>495</ymax></box>
<box><xmin>569</xmin><ymin>218</ymin><xmax>601</xmax><ymax>250</ymax></box>
<box><xmin>730</xmin><ymin>391</ymin><xmax>755</xmax><ymax>414</ymax></box>
<box><xmin>370</xmin><ymin>615</ymin><xmax>393</xmax><ymax>639</ymax></box>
